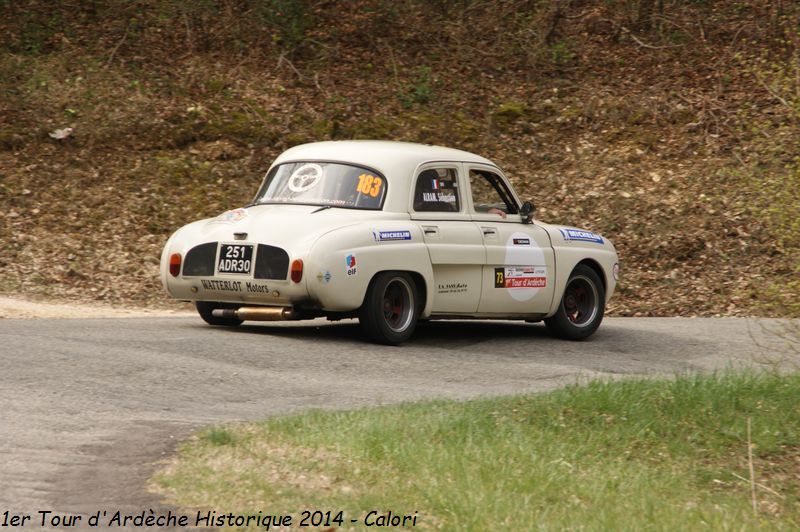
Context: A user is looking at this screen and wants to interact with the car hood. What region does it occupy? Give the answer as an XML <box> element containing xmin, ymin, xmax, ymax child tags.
<box><xmin>174</xmin><ymin>204</ymin><xmax>367</xmax><ymax>251</ymax></box>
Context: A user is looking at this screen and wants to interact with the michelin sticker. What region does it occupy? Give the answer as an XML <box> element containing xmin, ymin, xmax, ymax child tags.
<box><xmin>374</xmin><ymin>230</ymin><xmax>412</xmax><ymax>242</ymax></box>
<box><xmin>503</xmin><ymin>231</ymin><xmax>548</xmax><ymax>301</ymax></box>
<box><xmin>560</xmin><ymin>228</ymin><xmax>604</xmax><ymax>244</ymax></box>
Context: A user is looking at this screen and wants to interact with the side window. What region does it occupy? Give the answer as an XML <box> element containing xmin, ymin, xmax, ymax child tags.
<box><xmin>413</xmin><ymin>168</ymin><xmax>460</xmax><ymax>212</ymax></box>
<box><xmin>468</xmin><ymin>169</ymin><xmax>518</xmax><ymax>215</ymax></box>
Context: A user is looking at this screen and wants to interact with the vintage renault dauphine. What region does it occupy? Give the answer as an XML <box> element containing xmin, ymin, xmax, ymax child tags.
<box><xmin>161</xmin><ymin>141</ymin><xmax>619</xmax><ymax>344</ymax></box>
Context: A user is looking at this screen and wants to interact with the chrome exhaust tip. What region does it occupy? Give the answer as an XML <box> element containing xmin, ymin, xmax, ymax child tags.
<box><xmin>211</xmin><ymin>306</ymin><xmax>298</xmax><ymax>321</ymax></box>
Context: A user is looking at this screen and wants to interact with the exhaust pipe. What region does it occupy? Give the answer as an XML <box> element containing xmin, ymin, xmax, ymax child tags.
<box><xmin>211</xmin><ymin>306</ymin><xmax>298</xmax><ymax>321</ymax></box>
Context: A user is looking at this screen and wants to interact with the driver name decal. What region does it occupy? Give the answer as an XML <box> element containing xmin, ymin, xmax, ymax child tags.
<box><xmin>422</xmin><ymin>192</ymin><xmax>456</xmax><ymax>203</ymax></box>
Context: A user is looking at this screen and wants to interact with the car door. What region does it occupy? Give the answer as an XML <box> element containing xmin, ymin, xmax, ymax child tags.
<box><xmin>466</xmin><ymin>164</ymin><xmax>556</xmax><ymax>315</ymax></box>
<box><xmin>409</xmin><ymin>164</ymin><xmax>484</xmax><ymax>314</ymax></box>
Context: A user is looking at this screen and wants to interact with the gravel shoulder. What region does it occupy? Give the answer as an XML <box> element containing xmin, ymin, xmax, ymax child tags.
<box><xmin>0</xmin><ymin>294</ymin><xmax>194</xmax><ymax>319</ymax></box>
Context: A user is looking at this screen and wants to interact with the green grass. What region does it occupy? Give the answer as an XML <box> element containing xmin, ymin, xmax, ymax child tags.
<box><xmin>152</xmin><ymin>372</ymin><xmax>800</xmax><ymax>529</ymax></box>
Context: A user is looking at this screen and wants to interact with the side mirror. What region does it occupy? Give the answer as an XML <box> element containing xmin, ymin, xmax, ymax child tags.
<box><xmin>519</xmin><ymin>201</ymin><xmax>536</xmax><ymax>223</ymax></box>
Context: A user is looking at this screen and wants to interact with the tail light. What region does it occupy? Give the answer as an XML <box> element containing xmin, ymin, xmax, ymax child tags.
<box><xmin>169</xmin><ymin>253</ymin><xmax>182</xmax><ymax>277</ymax></box>
<box><xmin>290</xmin><ymin>259</ymin><xmax>303</xmax><ymax>283</ymax></box>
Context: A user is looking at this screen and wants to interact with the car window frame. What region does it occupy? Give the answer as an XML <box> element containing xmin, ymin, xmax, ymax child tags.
<box><xmin>465</xmin><ymin>164</ymin><xmax>524</xmax><ymax>223</ymax></box>
<box><xmin>408</xmin><ymin>162</ymin><xmax>470</xmax><ymax>221</ymax></box>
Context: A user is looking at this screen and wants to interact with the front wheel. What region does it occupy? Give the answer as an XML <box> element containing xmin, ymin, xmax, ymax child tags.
<box><xmin>359</xmin><ymin>272</ymin><xmax>419</xmax><ymax>345</ymax></box>
<box><xmin>196</xmin><ymin>301</ymin><xmax>243</xmax><ymax>327</ymax></box>
<box><xmin>545</xmin><ymin>264</ymin><xmax>605</xmax><ymax>340</ymax></box>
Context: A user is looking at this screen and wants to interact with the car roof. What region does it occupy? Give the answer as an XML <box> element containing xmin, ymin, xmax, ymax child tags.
<box><xmin>269</xmin><ymin>141</ymin><xmax>503</xmax><ymax>213</ymax></box>
<box><xmin>273</xmin><ymin>141</ymin><xmax>496</xmax><ymax>174</ymax></box>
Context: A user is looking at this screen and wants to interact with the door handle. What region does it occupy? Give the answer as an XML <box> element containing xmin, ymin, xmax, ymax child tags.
<box><xmin>422</xmin><ymin>226</ymin><xmax>439</xmax><ymax>235</ymax></box>
<box><xmin>481</xmin><ymin>227</ymin><xmax>497</xmax><ymax>236</ymax></box>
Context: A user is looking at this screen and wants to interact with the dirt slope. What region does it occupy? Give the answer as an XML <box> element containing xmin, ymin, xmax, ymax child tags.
<box><xmin>1</xmin><ymin>1</ymin><xmax>798</xmax><ymax>316</ymax></box>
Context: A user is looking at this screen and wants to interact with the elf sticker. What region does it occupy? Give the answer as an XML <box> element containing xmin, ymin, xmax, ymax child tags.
<box><xmin>345</xmin><ymin>254</ymin><xmax>358</xmax><ymax>277</ymax></box>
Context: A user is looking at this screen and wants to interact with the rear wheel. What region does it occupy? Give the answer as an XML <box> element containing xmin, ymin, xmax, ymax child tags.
<box><xmin>196</xmin><ymin>301</ymin><xmax>243</xmax><ymax>327</ymax></box>
<box><xmin>545</xmin><ymin>264</ymin><xmax>605</xmax><ymax>340</ymax></box>
<box><xmin>359</xmin><ymin>272</ymin><xmax>419</xmax><ymax>345</ymax></box>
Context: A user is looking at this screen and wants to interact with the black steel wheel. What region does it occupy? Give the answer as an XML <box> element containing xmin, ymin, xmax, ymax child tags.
<box><xmin>196</xmin><ymin>301</ymin><xmax>243</xmax><ymax>327</ymax></box>
<box><xmin>545</xmin><ymin>264</ymin><xmax>605</xmax><ymax>340</ymax></box>
<box><xmin>359</xmin><ymin>272</ymin><xmax>419</xmax><ymax>345</ymax></box>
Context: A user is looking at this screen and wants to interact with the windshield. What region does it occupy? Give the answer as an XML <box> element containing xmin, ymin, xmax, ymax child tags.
<box><xmin>253</xmin><ymin>162</ymin><xmax>387</xmax><ymax>210</ymax></box>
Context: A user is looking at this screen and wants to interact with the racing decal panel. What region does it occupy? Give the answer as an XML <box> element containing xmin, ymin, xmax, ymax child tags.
<box><xmin>477</xmin><ymin>225</ymin><xmax>555</xmax><ymax>314</ymax></box>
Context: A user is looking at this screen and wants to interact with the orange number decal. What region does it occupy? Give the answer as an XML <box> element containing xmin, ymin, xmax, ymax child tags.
<box><xmin>356</xmin><ymin>174</ymin><xmax>382</xmax><ymax>197</ymax></box>
<box><xmin>370</xmin><ymin>177</ymin><xmax>382</xmax><ymax>197</ymax></box>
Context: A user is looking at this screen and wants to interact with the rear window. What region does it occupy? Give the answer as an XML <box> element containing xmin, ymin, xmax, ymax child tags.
<box><xmin>253</xmin><ymin>162</ymin><xmax>387</xmax><ymax>210</ymax></box>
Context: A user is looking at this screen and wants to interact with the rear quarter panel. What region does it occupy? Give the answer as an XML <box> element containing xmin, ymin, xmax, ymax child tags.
<box><xmin>307</xmin><ymin>223</ymin><xmax>435</xmax><ymax>314</ymax></box>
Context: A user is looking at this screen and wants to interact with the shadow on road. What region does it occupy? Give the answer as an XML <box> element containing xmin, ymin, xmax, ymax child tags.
<box><xmin>183</xmin><ymin>317</ymin><xmax>720</xmax><ymax>366</ymax></box>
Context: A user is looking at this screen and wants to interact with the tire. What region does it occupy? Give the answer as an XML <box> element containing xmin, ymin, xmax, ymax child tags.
<box><xmin>196</xmin><ymin>301</ymin><xmax>243</xmax><ymax>327</ymax></box>
<box><xmin>359</xmin><ymin>272</ymin><xmax>419</xmax><ymax>345</ymax></box>
<box><xmin>545</xmin><ymin>264</ymin><xmax>605</xmax><ymax>340</ymax></box>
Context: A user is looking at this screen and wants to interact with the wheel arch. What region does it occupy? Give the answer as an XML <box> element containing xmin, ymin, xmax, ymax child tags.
<box><xmin>362</xmin><ymin>269</ymin><xmax>429</xmax><ymax>316</ymax></box>
<box><xmin>576</xmin><ymin>258</ymin><xmax>607</xmax><ymax>294</ymax></box>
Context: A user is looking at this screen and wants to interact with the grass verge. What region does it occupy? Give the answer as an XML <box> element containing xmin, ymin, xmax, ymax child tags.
<box><xmin>152</xmin><ymin>372</ymin><xmax>800</xmax><ymax>530</ymax></box>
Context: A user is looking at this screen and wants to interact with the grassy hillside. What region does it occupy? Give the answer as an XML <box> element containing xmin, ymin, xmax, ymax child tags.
<box><xmin>153</xmin><ymin>371</ymin><xmax>800</xmax><ymax>529</ymax></box>
<box><xmin>1</xmin><ymin>0</ymin><xmax>798</xmax><ymax>316</ymax></box>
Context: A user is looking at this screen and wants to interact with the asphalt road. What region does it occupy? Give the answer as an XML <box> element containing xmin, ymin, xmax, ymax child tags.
<box><xmin>1</xmin><ymin>316</ymin><xmax>798</xmax><ymax>526</ymax></box>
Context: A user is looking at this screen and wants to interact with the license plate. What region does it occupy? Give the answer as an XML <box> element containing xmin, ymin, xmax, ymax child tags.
<box><xmin>217</xmin><ymin>244</ymin><xmax>253</xmax><ymax>274</ymax></box>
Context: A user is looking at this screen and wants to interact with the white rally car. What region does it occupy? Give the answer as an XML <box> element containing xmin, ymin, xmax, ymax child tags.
<box><xmin>161</xmin><ymin>141</ymin><xmax>619</xmax><ymax>344</ymax></box>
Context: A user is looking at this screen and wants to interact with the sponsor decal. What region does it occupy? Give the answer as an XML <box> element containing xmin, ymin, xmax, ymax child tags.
<box><xmin>199</xmin><ymin>279</ymin><xmax>271</xmax><ymax>294</ymax></box>
<box><xmin>559</xmin><ymin>228</ymin><xmax>604</xmax><ymax>244</ymax></box>
<box><xmin>505</xmin><ymin>232</ymin><xmax>546</xmax><ymax>301</ymax></box>
<box><xmin>213</xmin><ymin>208</ymin><xmax>248</xmax><ymax>223</ymax></box>
<box><xmin>200</xmin><ymin>279</ymin><xmax>242</xmax><ymax>292</ymax></box>
<box><xmin>356</xmin><ymin>173</ymin><xmax>383</xmax><ymax>198</ymax></box>
<box><xmin>375</xmin><ymin>230</ymin><xmax>412</xmax><ymax>242</ymax></box>
<box><xmin>345</xmin><ymin>254</ymin><xmax>358</xmax><ymax>277</ymax></box>
<box><xmin>494</xmin><ymin>266</ymin><xmax>547</xmax><ymax>289</ymax></box>
<box><xmin>316</xmin><ymin>270</ymin><xmax>332</xmax><ymax>284</ymax></box>
<box><xmin>245</xmin><ymin>282</ymin><xmax>270</xmax><ymax>294</ymax></box>
<box><xmin>613</xmin><ymin>262</ymin><xmax>620</xmax><ymax>281</ymax></box>
<box><xmin>422</xmin><ymin>192</ymin><xmax>456</xmax><ymax>203</ymax></box>
<box><xmin>287</xmin><ymin>163</ymin><xmax>323</xmax><ymax>192</ymax></box>
<box><xmin>431</xmin><ymin>179</ymin><xmax>439</xmax><ymax>190</ymax></box>
<box><xmin>437</xmin><ymin>282</ymin><xmax>468</xmax><ymax>294</ymax></box>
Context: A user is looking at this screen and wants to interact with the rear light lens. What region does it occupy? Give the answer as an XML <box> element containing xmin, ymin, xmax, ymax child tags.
<box><xmin>169</xmin><ymin>253</ymin><xmax>182</xmax><ymax>277</ymax></box>
<box><xmin>290</xmin><ymin>259</ymin><xmax>303</xmax><ymax>283</ymax></box>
